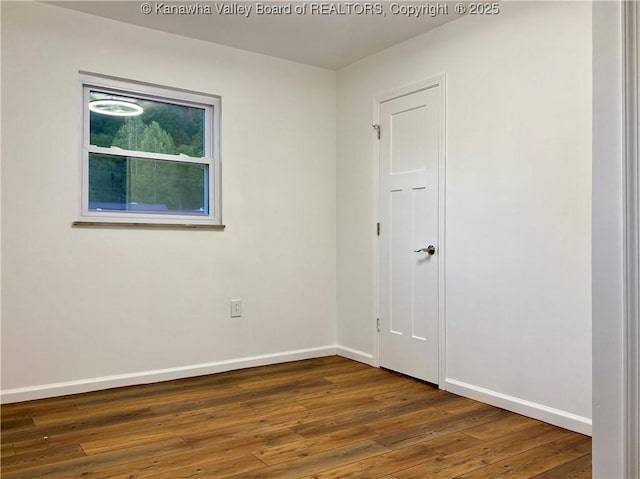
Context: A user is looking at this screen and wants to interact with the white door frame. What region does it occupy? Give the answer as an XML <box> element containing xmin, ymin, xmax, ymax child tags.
<box><xmin>623</xmin><ymin>1</ymin><xmax>639</xmax><ymax>476</ymax></box>
<box><xmin>372</xmin><ymin>74</ymin><xmax>447</xmax><ymax>386</ymax></box>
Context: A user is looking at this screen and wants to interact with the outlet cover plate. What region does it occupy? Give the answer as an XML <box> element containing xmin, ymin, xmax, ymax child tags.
<box><xmin>230</xmin><ymin>299</ymin><xmax>242</xmax><ymax>318</ymax></box>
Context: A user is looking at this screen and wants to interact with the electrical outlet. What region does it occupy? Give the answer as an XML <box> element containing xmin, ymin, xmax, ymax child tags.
<box><xmin>230</xmin><ymin>299</ymin><xmax>242</xmax><ymax>318</ymax></box>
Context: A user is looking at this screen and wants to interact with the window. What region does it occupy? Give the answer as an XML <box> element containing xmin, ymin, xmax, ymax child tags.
<box><xmin>79</xmin><ymin>75</ymin><xmax>221</xmax><ymax>226</ymax></box>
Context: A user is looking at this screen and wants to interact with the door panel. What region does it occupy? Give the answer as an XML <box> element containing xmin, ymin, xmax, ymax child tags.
<box><xmin>379</xmin><ymin>85</ymin><xmax>441</xmax><ymax>384</ymax></box>
<box><xmin>391</xmin><ymin>105</ymin><xmax>428</xmax><ymax>174</ymax></box>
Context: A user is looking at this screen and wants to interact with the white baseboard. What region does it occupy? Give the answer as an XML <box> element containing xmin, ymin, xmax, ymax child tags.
<box><xmin>335</xmin><ymin>345</ymin><xmax>374</xmax><ymax>366</ymax></box>
<box><xmin>444</xmin><ymin>378</ymin><xmax>592</xmax><ymax>436</ymax></box>
<box><xmin>0</xmin><ymin>345</ymin><xmax>337</xmax><ymax>404</ymax></box>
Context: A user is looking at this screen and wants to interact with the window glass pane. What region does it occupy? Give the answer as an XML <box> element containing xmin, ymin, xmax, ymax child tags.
<box><xmin>89</xmin><ymin>153</ymin><xmax>208</xmax><ymax>214</ymax></box>
<box><xmin>89</xmin><ymin>91</ymin><xmax>205</xmax><ymax>157</ymax></box>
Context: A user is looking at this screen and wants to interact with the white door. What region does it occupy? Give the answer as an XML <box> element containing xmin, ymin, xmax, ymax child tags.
<box><xmin>378</xmin><ymin>84</ymin><xmax>441</xmax><ymax>384</ymax></box>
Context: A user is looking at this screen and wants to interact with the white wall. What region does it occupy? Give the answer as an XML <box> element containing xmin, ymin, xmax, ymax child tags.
<box><xmin>1</xmin><ymin>2</ymin><xmax>337</xmax><ymax>400</ymax></box>
<box><xmin>336</xmin><ymin>1</ymin><xmax>592</xmax><ymax>433</ymax></box>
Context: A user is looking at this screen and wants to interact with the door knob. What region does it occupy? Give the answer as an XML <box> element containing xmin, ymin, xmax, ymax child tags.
<box><xmin>414</xmin><ymin>245</ymin><xmax>436</xmax><ymax>255</ymax></box>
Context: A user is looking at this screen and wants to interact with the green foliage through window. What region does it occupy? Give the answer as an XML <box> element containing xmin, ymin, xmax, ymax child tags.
<box><xmin>89</xmin><ymin>154</ymin><xmax>207</xmax><ymax>213</ymax></box>
<box><xmin>87</xmin><ymin>89</ymin><xmax>208</xmax><ymax>214</ymax></box>
<box><xmin>89</xmin><ymin>91</ymin><xmax>205</xmax><ymax>157</ymax></box>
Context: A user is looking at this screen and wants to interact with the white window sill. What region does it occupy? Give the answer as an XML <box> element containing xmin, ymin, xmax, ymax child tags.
<box><xmin>72</xmin><ymin>221</ymin><xmax>225</xmax><ymax>230</ymax></box>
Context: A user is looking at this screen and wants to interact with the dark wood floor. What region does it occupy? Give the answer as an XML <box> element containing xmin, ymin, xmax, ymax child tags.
<box><xmin>1</xmin><ymin>356</ymin><xmax>591</xmax><ymax>478</ymax></box>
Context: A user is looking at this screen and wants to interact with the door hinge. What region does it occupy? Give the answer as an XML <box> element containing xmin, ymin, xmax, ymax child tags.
<box><xmin>376</xmin><ymin>318</ymin><xmax>380</xmax><ymax>332</ymax></box>
<box><xmin>376</xmin><ymin>222</ymin><xmax>380</xmax><ymax>236</ymax></box>
<box><xmin>372</xmin><ymin>124</ymin><xmax>380</xmax><ymax>140</ymax></box>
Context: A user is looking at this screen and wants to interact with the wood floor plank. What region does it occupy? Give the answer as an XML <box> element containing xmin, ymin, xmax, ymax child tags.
<box><xmin>0</xmin><ymin>356</ymin><xmax>592</xmax><ymax>479</ymax></box>
<box><xmin>183</xmin><ymin>426</ymin><xmax>305</xmax><ymax>452</ymax></box>
<box><xmin>299</xmin><ymin>432</ymin><xmax>482</xmax><ymax>479</ymax></box>
<box><xmin>1</xmin><ymin>396</ymin><xmax>78</xmax><ymax>419</ymax></box>
<box><xmin>162</xmin><ymin>402</ymin><xmax>310</xmax><ymax>437</ymax></box>
<box><xmin>529</xmin><ymin>453</ymin><xmax>592</xmax><ymax>479</ymax></box>
<box><xmin>298</xmin><ymin>394</ymin><xmax>383</xmax><ymax>417</ymax></box>
<box><xmin>365</xmin><ymin>406</ymin><xmax>451</xmax><ymax>435</ymax></box>
<box><xmin>150</xmin><ymin>377</ymin><xmax>333</xmax><ymax>416</ymax></box>
<box><xmin>224</xmin><ymin>440</ymin><xmax>390</xmax><ymax>479</ymax></box>
<box><xmin>80</xmin><ymin>425</ymin><xmax>178</xmax><ymax>455</ymax></box>
<box><xmin>323</xmin><ymin>368</ymin><xmax>411</xmax><ymax>387</ymax></box>
<box><xmin>293</xmin><ymin>394</ymin><xmax>456</xmax><ymax>439</ymax></box>
<box><xmin>235</xmin><ymin>359</ymin><xmax>365</xmax><ymax>391</ymax></box>
<box><xmin>371</xmin><ymin>380</ymin><xmax>443</xmax><ymax>402</ymax></box>
<box><xmin>389</xmin><ymin>422</ymin><xmax>571</xmax><ymax>479</ymax></box>
<box><xmin>436</xmin><ymin>395</ymin><xmax>498</xmax><ymax>414</ymax></box>
<box><xmin>0</xmin><ymin>416</ymin><xmax>36</xmax><ymax>432</ymax></box>
<box><xmin>455</xmin><ymin>442</ymin><xmax>587</xmax><ymax>479</ymax></box>
<box><xmin>2</xmin><ymin>411</ymin><xmax>160</xmax><ymax>449</ymax></box>
<box><xmin>1</xmin><ymin>438</ymin><xmax>191</xmax><ymax>479</ymax></box>
<box><xmin>1</xmin><ymin>442</ymin><xmax>16</xmax><ymax>458</ymax></box>
<box><xmin>84</xmin><ymin>447</ymin><xmax>266</xmax><ymax>479</ymax></box>
<box><xmin>374</xmin><ymin>403</ymin><xmax>504</xmax><ymax>450</ymax></box>
<box><xmin>544</xmin><ymin>432</ymin><xmax>592</xmax><ymax>455</ymax></box>
<box><xmin>31</xmin><ymin>405</ymin><xmax>157</xmax><ymax>429</ymax></box>
<box><xmin>462</xmin><ymin>409</ymin><xmax>542</xmax><ymax>441</ymax></box>
<box><xmin>1</xmin><ymin>443</ymin><xmax>86</xmax><ymax>473</ymax></box>
<box><xmin>252</xmin><ymin>426</ymin><xmax>377</xmax><ymax>465</ymax></box>
<box><xmin>76</xmin><ymin>382</ymin><xmax>245</xmax><ymax>414</ymax></box>
<box><xmin>9</xmin><ymin>411</ymin><xmax>176</xmax><ymax>453</ymax></box>
<box><xmin>239</xmin><ymin>382</ymin><xmax>342</xmax><ymax>410</ymax></box>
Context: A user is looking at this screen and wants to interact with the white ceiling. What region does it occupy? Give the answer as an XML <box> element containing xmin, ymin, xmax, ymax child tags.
<box><xmin>49</xmin><ymin>1</ymin><xmax>464</xmax><ymax>70</ymax></box>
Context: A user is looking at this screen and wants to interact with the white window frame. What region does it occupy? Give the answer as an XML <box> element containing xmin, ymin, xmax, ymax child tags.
<box><xmin>79</xmin><ymin>74</ymin><xmax>221</xmax><ymax>225</ymax></box>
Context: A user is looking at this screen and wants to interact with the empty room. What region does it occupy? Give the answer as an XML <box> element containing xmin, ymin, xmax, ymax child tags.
<box><xmin>1</xmin><ymin>0</ymin><xmax>638</xmax><ymax>478</ymax></box>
